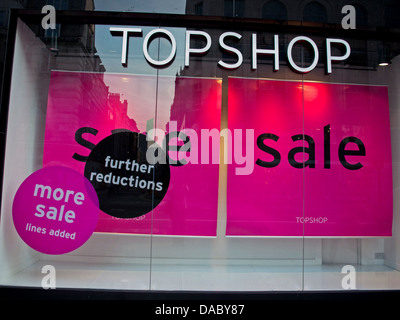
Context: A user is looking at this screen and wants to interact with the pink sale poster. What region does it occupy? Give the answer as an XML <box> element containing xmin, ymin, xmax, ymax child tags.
<box><xmin>43</xmin><ymin>71</ymin><xmax>221</xmax><ymax>236</ymax></box>
<box><xmin>227</xmin><ymin>77</ymin><xmax>393</xmax><ymax>237</ymax></box>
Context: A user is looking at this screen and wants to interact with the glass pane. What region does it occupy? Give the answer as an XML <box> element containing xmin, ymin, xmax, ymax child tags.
<box><xmin>93</xmin><ymin>0</ymin><xmax>187</xmax><ymax>14</ymax></box>
<box><xmin>302</xmin><ymin>32</ymin><xmax>396</xmax><ymax>290</ymax></box>
<box><xmin>0</xmin><ymin>19</ymin><xmax>161</xmax><ymax>290</ymax></box>
<box><xmin>145</xmin><ymin>23</ymin><xmax>307</xmax><ymax>290</ymax></box>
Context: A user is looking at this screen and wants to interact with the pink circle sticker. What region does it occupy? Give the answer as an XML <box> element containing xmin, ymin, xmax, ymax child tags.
<box><xmin>12</xmin><ymin>166</ymin><xmax>99</xmax><ymax>255</ymax></box>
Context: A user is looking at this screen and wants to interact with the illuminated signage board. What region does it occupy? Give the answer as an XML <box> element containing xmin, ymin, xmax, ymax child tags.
<box><xmin>109</xmin><ymin>27</ymin><xmax>351</xmax><ymax>74</ymax></box>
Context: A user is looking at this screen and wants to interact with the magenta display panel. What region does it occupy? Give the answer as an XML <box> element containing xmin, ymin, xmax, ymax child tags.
<box><xmin>227</xmin><ymin>77</ymin><xmax>393</xmax><ymax>237</ymax></box>
<box><xmin>43</xmin><ymin>71</ymin><xmax>221</xmax><ymax>236</ymax></box>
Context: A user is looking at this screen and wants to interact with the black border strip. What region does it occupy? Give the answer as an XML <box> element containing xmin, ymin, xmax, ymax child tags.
<box><xmin>1</xmin><ymin>286</ymin><xmax>400</xmax><ymax>300</ymax></box>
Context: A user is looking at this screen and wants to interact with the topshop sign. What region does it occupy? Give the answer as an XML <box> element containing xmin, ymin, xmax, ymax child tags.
<box><xmin>39</xmin><ymin>4</ymin><xmax>354</xmax><ymax>73</ymax></box>
<box><xmin>109</xmin><ymin>27</ymin><xmax>351</xmax><ymax>74</ymax></box>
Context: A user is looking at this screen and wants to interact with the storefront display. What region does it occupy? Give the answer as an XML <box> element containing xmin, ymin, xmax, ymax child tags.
<box><xmin>1</xmin><ymin>4</ymin><xmax>400</xmax><ymax>297</ymax></box>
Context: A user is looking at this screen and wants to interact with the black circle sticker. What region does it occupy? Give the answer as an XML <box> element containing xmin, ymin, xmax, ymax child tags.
<box><xmin>84</xmin><ymin>131</ymin><xmax>170</xmax><ymax>218</ymax></box>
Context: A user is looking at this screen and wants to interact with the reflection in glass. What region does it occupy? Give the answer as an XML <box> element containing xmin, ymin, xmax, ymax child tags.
<box><xmin>303</xmin><ymin>1</ymin><xmax>327</xmax><ymax>23</ymax></box>
<box><xmin>262</xmin><ymin>0</ymin><xmax>288</xmax><ymax>21</ymax></box>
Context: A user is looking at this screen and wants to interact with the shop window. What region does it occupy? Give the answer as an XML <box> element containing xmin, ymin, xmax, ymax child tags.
<box><xmin>352</xmin><ymin>3</ymin><xmax>368</xmax><ymax>27</ymax></box>
<box><xmin>224</xmin><ymin>0</ymin><xmax>245</xmax><ymax>18</ymax></box>
<box><xmin>44</xmin><ymin>0</ymin><xmax>69</xmax><ymax>39</ymax></box>
<box><xmin>194</xmin><ymin>1</ymin><xmax>203</xmax><ymax>15</ymax></box>
<box><xmin>303</xmin><ymin>1</ymin><xmax>327</xmax><ymax>23</ymax></box>
<box><xmin>385</xmin><ymin>3</ymin><xmax>400</xmax><ymax>28</ymax></box>
<box><xmin>46</xmin><ymin>0</ymin><xmax>69</xmax><ymax>10</ymax></box>
<box><xmin>0</xmin><ymin>10</ymin><xmax>6</xmax><ymax>27</ymax></box>
<box><xmin>2</xmin><ymin>7</ymin><xmax>400</xmax><ymax>299</ymax></box>
<box><xmin>262</xmin><ymin>0</ymin><xmax>288</xmax><ymax>21</ymax></box>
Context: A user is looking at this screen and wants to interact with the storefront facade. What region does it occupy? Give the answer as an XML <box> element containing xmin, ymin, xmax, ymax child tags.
<box><xmin>1</xmin><ymin>0</ymin><xmax>400</xmax><ymax>299</ymax></box>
